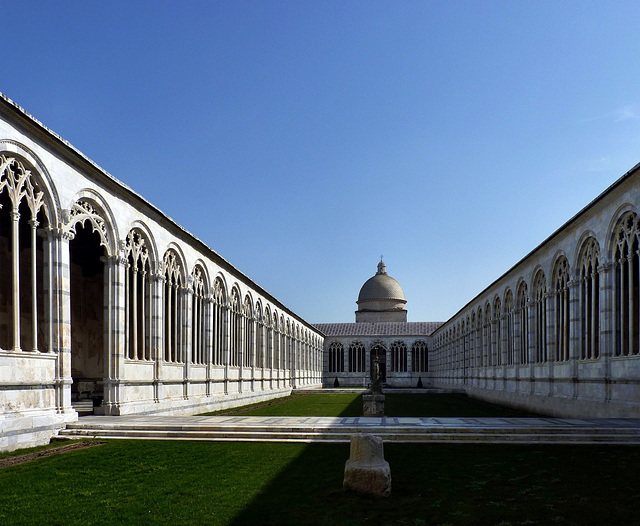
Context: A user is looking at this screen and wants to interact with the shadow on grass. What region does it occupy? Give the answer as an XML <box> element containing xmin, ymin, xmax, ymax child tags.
<box><xmin>229</xmin><ymin>442</ymin><xmax>640</xmax><ymax>526</ymax></box>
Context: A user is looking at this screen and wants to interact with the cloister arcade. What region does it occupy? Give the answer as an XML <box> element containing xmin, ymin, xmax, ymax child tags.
<box><xmin>0</xmin><ymin>96</ymin><xmax>323</xmax><ymax>451</ymax></box>
<box><xmin>431</xmin><ymin>175</ymin><xmax>640</xmax><ymax>417</ymax></box>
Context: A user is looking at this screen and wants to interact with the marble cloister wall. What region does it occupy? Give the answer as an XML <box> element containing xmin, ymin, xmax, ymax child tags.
<box><xmin>0</xmin><ymin>95</ymin><xmax>323</xmax><ymax>452</ymax></box>
<box><xmin>431</xmin><ymin>163</ymin><xmax>640</xmax><ymax>417</ymax></box>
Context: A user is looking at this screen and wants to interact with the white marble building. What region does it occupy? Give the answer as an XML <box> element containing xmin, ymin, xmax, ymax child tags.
<box><xmin>315</xmin><ymin>261</ymin><xmax>442</xmax><ymax>387</ymax></box>
<box><xmin>0</xmin><ymin>94</ymin><xmax>323</xmax><ymax>451</ymax></box>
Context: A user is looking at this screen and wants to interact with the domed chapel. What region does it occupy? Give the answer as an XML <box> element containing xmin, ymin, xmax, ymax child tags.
<box><xmin>314</xmin><ymin>260</ymin><xmax>442</xmax><ymax>387</ymax></box>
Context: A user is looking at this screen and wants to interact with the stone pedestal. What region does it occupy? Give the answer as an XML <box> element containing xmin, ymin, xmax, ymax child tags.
<box><xmin>363</xmin><ymin>394</ymin><xmax>385</xmax><ymax>416</ymax></box>
<box><xmin>343</xmin><ymin>434</ymin><xmax>391</xmax><ymax>497</ymax></box>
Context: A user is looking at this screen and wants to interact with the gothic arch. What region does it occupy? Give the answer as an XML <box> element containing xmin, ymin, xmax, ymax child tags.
<box><xmin>66</xmin><ymin>189</ymin><xmax>118</xmax><ymax>256</ymax></box>
<box><xmin>127</xmin><ymin>220</ymin><xmax>159</xmax><ymax>268</ymax></box>
<box><xmin>0</xmin><ymin>140</ymin><xmax>60</xmax><ymax>223</ymax></box>
<box><xmin>607</xmin><ymin>203</ymin><xmax>639</xmax><ymax>256</ymax></box>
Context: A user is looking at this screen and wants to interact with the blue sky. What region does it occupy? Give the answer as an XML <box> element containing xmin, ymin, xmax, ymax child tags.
<box><xmin>3</xmin><ymin>1</ymin><xmax>640</xmax><ymax>323</ymax></box>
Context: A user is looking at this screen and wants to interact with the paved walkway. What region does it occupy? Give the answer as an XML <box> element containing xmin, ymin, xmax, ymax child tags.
<box><xmin>59</xmin><ymin>415</ymin><xmax>640</xmax><ymax>444</ymax></box>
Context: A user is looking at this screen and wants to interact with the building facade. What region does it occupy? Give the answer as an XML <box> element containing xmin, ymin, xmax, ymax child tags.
<box><xmin>316</xmin><ymin>261</ymin><xmax>442</xmax><ymax>387</ymax></box>
<box><xmin>0</xmin><ymin>94</ymin><xmax>323</xmax><ymax>452</ymax></box>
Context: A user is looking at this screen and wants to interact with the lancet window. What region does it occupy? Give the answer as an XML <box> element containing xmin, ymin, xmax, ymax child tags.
<box><xmin>553</xmin><ymin>257</ymin><xmax>570</xmax><ymax>362</ymax></box>
<box><xmin>476</xmin><ymin>308</ymin><xmax>482</xmax><ymax>367</ymax></box>
<box><xmin>390</xmin><ymin>340</ymin><xmax>408</xmax><ymax>372</ymax></box>
<box><xmin>469</xmin><ymin>312</ymin><xmax>475</xmax><ymax>367</ymax></box>
<box><xmin>163</xmin><ymin>250</ymin><xmax>184</xmax><ymax>363</ymax></box>
<box><xmin>272</xmin><ymin>313</ymin><xmax>280</xmax><ymax>369</ymax></box>
<box><xmin>212</xmin><ymin>277</ymin><xmax>226</xmax><ymax>366</ymax></box>
<box><xmin>191</xmin><ymin>266</ymin><xmax>208</xmax><ymax>365</ymax></box>
<box><xmin>328</xmin><ymin>341</ymin><xmax>344</xmax><ymax>373</ymax></box>
<box><xmin>533</xmin><ymin>271</ymin><xmax>547</xmax><ymax>363</ymax></box>
<box><xmin>255</xmin><ymin>303</ymin><xmax>264</xmax><ymax>368</ymax></box>
<box><xmin>412</xmin><ymin>340</ymin><xmax>428</xmax><ymax>372</ymax></box>
<box><xmin>125</xmin><ymin>229</ymin><xmax>151</xmax><ymax>360</ymax></box>
<box><xmin>0</xmin><ymin>156</ymin><xmax>50</xmax><ymax>352</ymax></box>
<box><xmin>517</xmin><ymin>282</ymin><xmax>529</xmax><ymax>364</ymax></box>
<box><xmin>229</xmin><ymin>287</ymin><xmax>241</xmax><ymax>366</ymax></box>
<box><xmin>614</xmin><ymin>212</ymin><xmax>639</xmax><ymax>357</ymax></box>
<box><xmin>348</xmin><ymin>340</ymin><xmax>366</xmax><ymax>372</ymax></box>
<box><xmin>579</xmin><ymin>238</ymin><xmax>600</xmax><ymax>360</ymax></box>
<box><xmin>264</xmin><ymin>307</ymin><xmax>273</xmax><ymax>368</ymax></box>
<box><xmin>243</xmin><ymin>296</ymin><xmax>254</xmax><ymax>367</ymax></box>
<box><xmin>493</xmin><ymin>297</ymin><xmax>502</xmax><ymax>365</ymax></box>
<box><xmin>504</xmin><ymin>289</ymin><xmax>515</xmax><ymax>365</ymax></box>
<box><xmin>484</xmin><ymin>304</ymin><xmax>492</xmax><ymax>366</ymax></box>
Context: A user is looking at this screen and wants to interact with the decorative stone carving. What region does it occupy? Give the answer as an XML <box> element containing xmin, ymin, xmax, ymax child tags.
<box><xmin>343</xmin><ymin>434</ymin><xmax>391</xmax><ymax>497</ymax></box>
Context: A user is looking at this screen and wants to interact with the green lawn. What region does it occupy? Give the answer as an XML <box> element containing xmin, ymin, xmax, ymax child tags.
<box><xmin>201</xmin><ymin>392</ymin><xmax>542</xmax><ymax>418</ymax></box>
<box><xmin>1</xmin><ymin>439</ymin><xmax>638</xmax><ymax>525</ymax></box>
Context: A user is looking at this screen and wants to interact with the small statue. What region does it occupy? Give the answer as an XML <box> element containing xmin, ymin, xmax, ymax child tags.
<box><xmin>371</xmin><ymin>355</ymin><xmax>383</xmax><ymax>394</ymax></box>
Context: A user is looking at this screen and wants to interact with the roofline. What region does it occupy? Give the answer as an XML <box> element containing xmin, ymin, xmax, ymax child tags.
<box><xmin>0</xmin><ymin>93</ymin><xmax>319</xmax><ymax>334</ymax></box>
<box><xmin>433</xmin><ymin>161</ymin><xmax>640</xmax><ymax>333</ymax></box>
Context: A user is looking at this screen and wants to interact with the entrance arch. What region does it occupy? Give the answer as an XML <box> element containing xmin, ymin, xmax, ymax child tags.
<box><xmin>69</xmin><ymin>223</ymin><xmax>106</xmax><ymax>409</ymax></box>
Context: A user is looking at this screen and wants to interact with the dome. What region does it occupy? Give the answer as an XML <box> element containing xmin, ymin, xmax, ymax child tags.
<box><xmin>358</xmin><ymin>274</ymin><xmax>406</xmax><ymax>302</ymax></box>
<box><xmin>356</xmin><ymin>260</ymin><xmax>407</xmax><ymax>323</ymax></box>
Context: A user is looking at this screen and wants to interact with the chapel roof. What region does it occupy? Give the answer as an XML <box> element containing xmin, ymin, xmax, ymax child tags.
<box><xmin>314</xmin><ymin>321</ymin><xmax>443</xmax><ymax>337</ymax></box>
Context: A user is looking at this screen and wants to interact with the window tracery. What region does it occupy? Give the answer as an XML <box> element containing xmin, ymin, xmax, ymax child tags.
<box><xmin>125</xmin><ymin>229</ymin><xmax>151</xmax><ymax>360</ymax></box>
<box><xmin>614</xmin><ymin>213</ymin><xmax>639</xmax><ymax>357</ymax></box>
<box><xmin>553</xmin><ymin>257</ymin><xmax>570</xmax><ymax>361</ymax></box>
<box><xmin>580</xmin><ymin>237</ymin><xmax>600</xmax><ymax>360</ymax></box>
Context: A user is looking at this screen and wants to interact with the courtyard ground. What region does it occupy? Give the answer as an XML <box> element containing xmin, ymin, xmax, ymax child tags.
<box><xmin>0</xmin><ymin>393</ymin><xmax>637</xmax><ymax>525</ymax></box>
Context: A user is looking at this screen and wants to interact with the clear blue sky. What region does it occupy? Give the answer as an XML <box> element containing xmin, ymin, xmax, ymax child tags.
<box><xmin>3</xmin><ymin>1</ymin><xmax>640</xmax><ymax>323</ymax></box>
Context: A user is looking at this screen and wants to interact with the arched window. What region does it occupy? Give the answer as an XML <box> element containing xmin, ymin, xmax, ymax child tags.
<box><xmin>579</xmin><ymin>237</ymin><xmax>600</xmax><ymax>360</ymax></box>
<box><xmin>229</xmin><ymin>287</ymin><xmax>241</xmax><ymax>366</ymax></box>
<box><xmin>412</xmin><ymin>340</ymin><xmax>428</xmax><ymax>372</ymax></box>
<box><xmin>484</xmin><ymin>304</ymin><xmax>492</xmax><ymax>367</ymax></box>
<box><xmin>613</xmin><ymin>213</ymin><xmax>639</xmax><ymax>357</ymax></box>
<box><xmin>163</xmin><ymin>250</ymin><xmax>184</xmax><ymax>363</ymax></box>
<box><xmin>255</xmin><ymin>302</ymin><xmax>264</xmax><ymax>368</ymax></box>
<box><xmin>493</xmin><ymin>297</ymin><xmax>502</xmax><ymax>365</ymax></box>
<box><xmin>124</xmin><ymin>229</ymin><xmax>151</xmax><ymax>361</ymax></box>
<box><xmin>348</xmin><ymin>341</ymin><xmax>366</xmax><ymax>372</ymax></box>
<box><xmin>476</xmin><ymin>308</ymin><xmax>482</xmax><ymax>367</ymax></box>
<box><xmin>191</xmin><ymin>265</ymin><xmax>208</xmax><ymax>365</ymax></box>
<box><xmin>243</xmin><ymin>296</ymin><xmax>254</xmax><ymax>367</ymax></box>
<box><xmin>553</xmin><ymin>257</ymin><xmax>570</xmax><ymax>362</ymax></box>
<box><xmin>390</xmin><ymin>340</ymin><xmax>407</xmax><ymax>372</ymax></box>
<box><xmin>265</xmin><ymin>307</ymin><xmax>273</xmax><ymax>368</ymax></box>
<box><xmin>328</xmin><ymin>341</ymin><xmax>344</xmax><ymax>373</ymax></box>
<box><xmin>212</xmin><ymin>278</ymin><xmax>226</xmax><ymax>366</ymax></box>
<box><xmin>533</xmin><ymin>271</ymin><xmax>547</xmax><ymax>363</ymax></box>
<box><xmin>517</xmin><ymin>282</ymin><xmax>529</xmax><ymax>364</ymax></box>
<box><xmin>0</xmin><ymin>155</ymin><xmax>51</xmax><ymax>352</ymax></box>
<box><xmin>504</xmin><ymin>289</ymin><xmax>514</xmax><ymax>365</ymax></box>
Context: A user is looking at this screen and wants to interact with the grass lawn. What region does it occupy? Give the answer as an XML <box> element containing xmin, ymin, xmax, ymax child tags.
<box><xmin>200</xmin><ymin>392</ymin><xmax>542</xmax><ymax>418</ymax></box>
<box><xmin>0</xmin><ymin>439</ymin><xmax>638</xmax><ymax>525</ymax></box>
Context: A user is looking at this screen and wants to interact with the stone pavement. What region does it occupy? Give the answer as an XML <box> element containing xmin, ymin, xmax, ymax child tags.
<box><xmin>59</xmin><ymin>415</ymin><xmax>640</xmax><ymax>444</ymax></box>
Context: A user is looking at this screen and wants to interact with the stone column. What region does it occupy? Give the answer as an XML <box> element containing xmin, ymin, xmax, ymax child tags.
<box><xmin>183</xmin><ymin>284</ymin><xmax>193</xmax><ymax>399</ymax></box>
<box><xmin>50</xmin><ymin>229</ymin><xmax>73</xmax><ymax>413</ymax></box>
<box><xmin>599</xmin><ymin>261</ymin><xmax>614</xmax><ymax>402</ymax></box>
<box><xmin>102</xmin><ymin>253</ymin><xmax>127</xmax><ymax>415</ymax></box>
<box><xmin>151</xmin><ymin>268</ymin><xmax>164</xmax><ymax>402</ymax></box>
<box><xmin>568</xmin><ymin>278</ymin><xmax>581</xmax><ymax>399</ymax></box>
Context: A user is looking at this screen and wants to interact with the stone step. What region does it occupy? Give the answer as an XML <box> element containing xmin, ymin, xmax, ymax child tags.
<box><xmin>71</xmin><ymin>400</ymin><xmax>94</xmax><ymax>414</ymax></box>
<box><xmin>59</xmin><ymin>426</ymin><xmax>640</xmax><ymax>444</ymax></box>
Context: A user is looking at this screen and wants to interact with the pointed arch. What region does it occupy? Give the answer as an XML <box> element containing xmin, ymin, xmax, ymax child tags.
<box><xmin>578</xmin><ymin>236</ymin><xmax>601</xmax><ymax>360</ymax></box>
